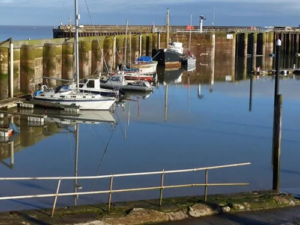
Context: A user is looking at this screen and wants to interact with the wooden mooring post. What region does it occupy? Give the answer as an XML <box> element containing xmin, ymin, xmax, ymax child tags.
<box><xmin>272</xmin><ymin>94</ymin><xmax>282</xmax><ymax>191</ymax></box>
<box><xmin>272</xmin><ymin>39</ymin><xmax>282</xmax><ymax>191</ymax></box>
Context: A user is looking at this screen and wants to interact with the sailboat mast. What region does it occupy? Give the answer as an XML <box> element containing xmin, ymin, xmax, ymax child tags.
<box><xmin>166</xmin><ymin>8</ymin><xmax>170</xmax><ymax>47</ymax></box>
<box><xmin>124</xmin><ymin>20</ymin><xmax>128</xmax><ymax>67</ymax></box>
<box><xmin>75</xmin><ymin>0</ymin><xmax>80</xmax><ymax>91</ymax></box>
<box><xmin>129</xmin><ymin>31</ymin><xmax>131</xmax><ymax>68</ymax></box>
<box><xmin>188</xmin><ymin>14</ymin><xmax>192</xmax><ymax>51</ymax></box>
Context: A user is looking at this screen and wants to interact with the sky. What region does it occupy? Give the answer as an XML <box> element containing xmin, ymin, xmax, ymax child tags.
<box><xmin>0</xmin><ymin>0</ymin><xmax>299</xmax><ymax>27</ymax></box>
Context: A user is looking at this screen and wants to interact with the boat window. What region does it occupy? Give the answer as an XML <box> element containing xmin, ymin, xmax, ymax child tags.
<box><xmin>87</xmin><ymin>80</ymin><xmax>95</xmax><ymax>88</ymax></box>
<box><xmin>55</xmin><ymin>85</ymin><xmax>71</xmax><ymax>93</ymax></box>
<box><xmin>83</xmin><ymin>96</ymin><xmax>86</xmax><ymax>98</ymax></box>
<box><xmin>144</xmin><ymin>81</ymin><xmax>151</xmax><ymax>88</ymax></box>
<box><xmin>60</xmin><ymin>96</ymin><xmax>65</xmax><ymax>98</ymax></box>
<box><xmin>111</xmin><ymin>76</ymin><xmax>120</xmax><ymax>81</ymax></box>
<box><xmin>71</xmin><ymin>96</ymin><xmax>77</xmax><ymax>98</ymax></box>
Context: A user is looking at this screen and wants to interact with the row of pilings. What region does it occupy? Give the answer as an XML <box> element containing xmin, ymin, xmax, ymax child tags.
<box><xmin>235</xmin><ymin>32</ymin><xmax>300</xmax><ymax>57</ymax></box>
<box><xmin>0</xmin><ymin>31</ymin><xmax>299</xmax><ymax>98</ymax></box>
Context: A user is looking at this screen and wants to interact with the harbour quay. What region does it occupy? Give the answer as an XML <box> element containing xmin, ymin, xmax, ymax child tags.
<box><xmin>1</xmin><ymin>26</ymin><xmax>300</xmax><ymax>98</ymax></box>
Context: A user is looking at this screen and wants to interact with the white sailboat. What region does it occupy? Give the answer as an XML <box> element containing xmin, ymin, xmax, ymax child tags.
<box><xmin>34</xmin><ymin>0</ymin><xmax>116</xmax><ymax>110</ymax></box>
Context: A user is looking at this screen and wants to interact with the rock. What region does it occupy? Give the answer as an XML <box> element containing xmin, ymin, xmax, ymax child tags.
<box><xmin>188</xmin><ymin>204</ymin><xmax>221</xmax><ymax>218</ymax></box>
<box><xmin>103</xmin><ymin>208</ymin><xmax>169</xmax><ymax>225</ymax></box>
<box><xmin>232</xmin><ymin>203</ymin><xmax>245</xmax><ymax>211</ymax></box>
<box><xmin>289</xmin><ymin>200</ymin><xmax>296</xmax><ymax>206</ymax></box>
<box><xmin>167</xmin><ymin>210</ymin><xmax>188</xmax><ymax>221</ymax></box>
<box><xmin>222</xmin><ymin>206</ymin><xmax>231</xmax><ymax>213</ymax></box>
<box><xmin>274</xmin><ymin>196</ymin><xmax>290</xmax><ymax>205</ymax></box>
<box><xmin>74</xmin><ymin>221</ymin><xmax>105</xmax><ymax>225</ymax></box>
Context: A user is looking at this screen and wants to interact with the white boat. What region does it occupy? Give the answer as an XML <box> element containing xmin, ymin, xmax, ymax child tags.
<box><xmin>111</xmin><ymin>70</ymin><xmax>154</xmax><ymax>82</ymax></box>
<box><xmin>78</xmin><ymin>78</ymin><xmax>120</xmax><ymax>97</ymax></box>
<box><xmin>100</xmin><ymin>74</ymin><xmax>154</xmax><ymax>92</ymax></box>
<box><xmin>34</xmin><ymin>84</ymin><xmax>116</xmax><ymax>110</ymax></box>
<box><xmin>169</xmin><ymin>42</ymin><xmax>184</xmax><ymax>54</ymax></box>
<box><xmin>130</xmin><ymin>56</ymin><xmax>158</xmax><ymax>75</ymax></box>
<box><xmin>33</xmin><ymin>0</ymin><xmax>116</xmax><ymax>110</ymax></box>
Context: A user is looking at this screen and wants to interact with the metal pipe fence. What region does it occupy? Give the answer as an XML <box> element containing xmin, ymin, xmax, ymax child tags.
<box><xmin>0</xmin><ymin>162</ymin><xmax>250</xmax><ymax>217</ymax></box>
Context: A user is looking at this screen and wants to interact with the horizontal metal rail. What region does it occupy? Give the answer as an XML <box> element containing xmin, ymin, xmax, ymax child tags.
<box><xmin>0</xmin><ymin>162</ymin><xmax>251</xmax><ymax>217</ymax></box>
<box><xmin>0</xmin><ymin>182</ymin><xmax>249</xmax><ymax>201</ymax></box>
<box><xmin>0</xmin><ymin>162</ymin><xmax>250</xmax><ymax>181</ymax></box>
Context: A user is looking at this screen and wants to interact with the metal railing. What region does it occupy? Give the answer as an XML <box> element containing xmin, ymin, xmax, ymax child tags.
<box><xmin>0</xmin><ymin>162</ymin><xmax>250</xmax><ymax>217</ymax></box>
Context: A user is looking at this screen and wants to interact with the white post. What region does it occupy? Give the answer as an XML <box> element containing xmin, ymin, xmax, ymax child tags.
<box><xmin>157</xmin><ymin>32</ymin><xmax>161</xmax><ymax>49</ymax></box>
<box><xmin>139</xmin><ymin>34</ymin><xmax>142</xmax><ymax>57</ymax></box>
<box><xmin>113</xmin><ymin>35</ymin><xmax>116</xmax><ymax>69</ymax></box>
<box><xmin>9</xmin><ymin>41</ymin><xmax>14</xmax><ymax>98</ymax></box>
<box><xmin>199</xmin><ymin>18</ymin><xmax>203</xmax><ymax>33</ymax></box>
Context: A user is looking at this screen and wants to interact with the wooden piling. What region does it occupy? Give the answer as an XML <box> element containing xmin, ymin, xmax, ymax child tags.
<box><xmin>272</xmin><ymin>39</ymin><xmax>282</xmax><ymax>192</ymax></box>
<box><xmin>62</xmin><ymin>42</ymin><xmax>74</xmax><ymax>81</ymax></box>
<box><xmin>142</xmin><ymin>35</ymin><xmax>147</xmax><ymax>56</ymax></box>
<box><xmin>272</xmin><ymin>94</ymin><xmax>282</xmax><ymax>191</ymax></box>
<box><xmin>79</xmin><ymin>40</ymin><xmax>91</xmax><ymax>78</ymax></box>
<box><xmin>0</xmin><ymin>47</ymin><xmax>8</xmax><ymax>76</ymax></box>
<box><xmin>43</xmin><ymin>44</ymin><xmax>60</xmax><ymax>87</ymax></box>
<box><xmin>116</xmin><ymin>36</ymin><xmax>125</xmax><ymax>67</ymax></box>
<box><xmin>131</xmin><ymin>35</ymin><xmax>139</xmax><ymax>62</ymax></box>
<box><xmin>91</xmin><ymin>40</ymin><xmax>103</xmax><ymax>75</ymax></box>
<box><xmin>20</xmin><ymin>45</ymin><xmax>35</xmax><ymax>92</ymax></box>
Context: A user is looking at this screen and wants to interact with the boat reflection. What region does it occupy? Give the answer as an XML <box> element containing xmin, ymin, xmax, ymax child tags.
<box><xmin>34</xmin><ymin>109</ymin><xmax>116</xmax><ymax>206</ymax></box>
<box><xmin>0</xmin><ymin>109</ymin><xmax>116</xmax><ymax>205</ymax></box>
<box><xmin>157</xmin><ymin>66</ymin><xmax>184</xmax><ymax>84</ymax></box>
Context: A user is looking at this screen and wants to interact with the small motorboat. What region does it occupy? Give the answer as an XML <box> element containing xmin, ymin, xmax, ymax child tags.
<box><xmin>100</xmin><ymin>74</ymin><xmax>154</xmax><ymax>92</ymax></box>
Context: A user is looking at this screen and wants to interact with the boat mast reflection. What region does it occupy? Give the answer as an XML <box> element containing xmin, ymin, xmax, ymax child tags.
<box><xmin>42</xmin><ymin>110</ymin><xmax>116</xmax><ymax>206</ymax></box>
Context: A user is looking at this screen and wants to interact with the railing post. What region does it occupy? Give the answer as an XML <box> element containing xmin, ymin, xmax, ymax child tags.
<box><xmin>51</xmin><ymin>179</ymin><xmax>62</xmax><ymax>217</ymax></box>
<box><xmin>204</xmin><ymin>169</ymin><xmax>208</xmax><ymax>201</ymax></box>
<box><xmin>108</xmin><ymin>175</ymin><xmax>114</xmax><ymax>211</ymax></box>
<box><xmin>159</xmin><ymin>169</ymin><xmax>165</xmax><ymax>206</ymax></box>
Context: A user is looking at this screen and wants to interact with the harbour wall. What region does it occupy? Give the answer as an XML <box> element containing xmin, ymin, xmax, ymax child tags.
<box><xmin>0</xmin><ymin>31</ymin><xmax>299</xmax><ymax>97</ymax></box>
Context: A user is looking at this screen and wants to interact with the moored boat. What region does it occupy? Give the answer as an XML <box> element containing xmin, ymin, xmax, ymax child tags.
<box><xmin>33</xmin><ymin>0</ymin><xmax>116</xmax><ymax>110</ymax></box>
<box><xmin>130</xmin><ymin>56</ymin><xmax>158</xmax><ymax>75</ymax></box>
<box><xmin>100</xmin><ymin>74</ymin><xmax>154</xmax><ymax>92</ymax></box>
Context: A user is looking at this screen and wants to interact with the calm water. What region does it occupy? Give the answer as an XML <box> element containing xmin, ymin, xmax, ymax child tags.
<box><xmin>0</xmin><ymin>26</ymin><xmax>300</xmax><ymax>212</ymax></box>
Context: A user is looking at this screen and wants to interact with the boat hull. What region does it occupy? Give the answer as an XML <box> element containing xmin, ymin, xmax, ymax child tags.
<box><xmin>124</xmin><ymin>75</ymin><xmax>153</xmax><ymax>82</ymax></box>
<box><xmin>33</xmin><ymin>96</ymin><xmax>115</xmax><ymax>110</ymax></box>
<box><xmin>100</xmin><ymin>82</ymin><xmax>153</xmax><ymax>92</ymax></box>
<box><xmin>182</xmin><ymin>58</ymin><xmax>196</xmax><ymax>71</ymax></box>
<box><xmin>152</xmin><ymin>49</ymin><xmax>182</xmax><ymax>68</ymax></box>
<box><xmin>131</xmin><ymin>61</ymin><xmax>158</xmax><ymax>74</ymax></box>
